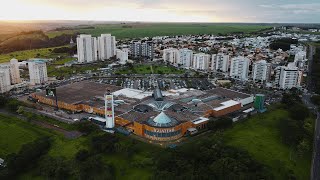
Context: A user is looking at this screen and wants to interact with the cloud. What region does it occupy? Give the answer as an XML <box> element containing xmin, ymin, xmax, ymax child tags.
<box><xmin>3</xmin><ymin>0</ymin><xmax>320</xmax><ymax>22</ymax></box>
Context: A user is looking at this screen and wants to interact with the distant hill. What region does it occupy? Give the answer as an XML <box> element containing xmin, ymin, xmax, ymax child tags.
<box><xmin>0</xmin><ymin>31</ymin><xmax>76</xmax><ymax>54</ymax></box>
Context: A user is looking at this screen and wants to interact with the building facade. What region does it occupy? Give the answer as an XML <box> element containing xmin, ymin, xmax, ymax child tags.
<box><xmin>252</xmin><ymin>60</ymin><xmax>272</xmax><ymax>82</ymax></box>
<box><xmin>116</xmin><ymin>49</ymin><xmax>129</xmax><ymax>64</ymax></box>
<box><xmin>163</xmin><ymin>48</ymin><xmax>180</xmax><ymax>65</ymax></box>
<box><xmin>230</xmin><ymin>56</ymin><xmax>250</xmax><ymax>80</ymax></box>
<box><xmin>77</xmin><ymin>34</ymin><xmax>98</xmax><ymax>63</ymax></box>
<box><xmin>179</xmin><ymin>48</ymin><xmax>193</xmax><ymax>68</ymax></box>
<box><xmin>28</xmin><ymin>60</ymin><xmax>48</xmax><ymax>86</ymax></box>
<box><xmin>0</xmin><ymin>64</ymin><xmax>11</xmax><ymax>93</ymax></box>
<box><xmin>97</xmin><ymin>34</ymin><xmax>116</xmax><ymax>60</ymax></box>
<box><xmin>192</xmin><ymin>53</ymin><xmax>211</xmax><ymax>70</ymax></box>
<box><xmin>130</xmin><ymin>41</ymin><xmax>141</xmax><ymax>58</ymax></box>
<box><xmin>212</xmin><ymin>53</ymin><xmax>230</xmax><ymax>72</ymax></box>
<box><xmin>274</xmin><ymin>66</ymin><xmax>302</xmax><ymax>89</ymax></box>
<box><xmin>130</xmin><ymin>41</ymin><xmax>154</xmax><ymax>59</ymax></box>
<box><xmin>9</xmin><ymin>59</ymin><xmax>21</xmax><ymax>84</ymax></box>
<box><xmin>141</xmin><ymin>41</ymin><xmax>154</xmax><ymax>59</ymax></box>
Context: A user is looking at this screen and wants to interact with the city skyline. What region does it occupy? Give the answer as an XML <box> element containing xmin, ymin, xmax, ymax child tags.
<box><xmin>0</xmin><ymin>0</ymin><xmax>319</xmax><ymax>23</ymax></box>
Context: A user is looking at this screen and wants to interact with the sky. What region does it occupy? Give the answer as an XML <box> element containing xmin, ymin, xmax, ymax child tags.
<box><xmin>0</xmin><ymin>0</ymin><xmax>319</xmax><ymax>23</ymax></box>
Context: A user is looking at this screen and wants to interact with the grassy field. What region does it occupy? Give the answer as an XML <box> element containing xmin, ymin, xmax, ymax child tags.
<box><xmin>46</xmin><ymin>30</ymin><xmax>75</xmax><ymax>38</ymax></box>
<box><xmin>223</xmin><ymin>107</ymin><xmax>312</xmax><ymax>180</ymax></box>
<box><xmin>0</xmin><ymin>46</ymin><xmax>67</xmax><ymax>63</ymax></box>
<box><xmin>116</xmin><ymin>64</ymin><xmax>185</xmax><ymax>74</ymax></box>
<box><xmin>0</xmin><ymin>112</ymin><xmax>156</xmax><ymax>179</ymax></box>
<box><xmin>0</xmin><ymin>114</ymin><xmax>45</xmax><ymax>157</ymax></box>
<box><xmin>46</xmin><ymin>23</ymin><xmax>271</xmax><ymax>39</ymax></box>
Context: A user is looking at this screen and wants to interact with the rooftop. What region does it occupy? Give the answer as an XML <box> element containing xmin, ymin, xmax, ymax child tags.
<box><xmin>36</xmin><ymin>81</ymin><xmax>122</xmax><ymax>104</ymax></box>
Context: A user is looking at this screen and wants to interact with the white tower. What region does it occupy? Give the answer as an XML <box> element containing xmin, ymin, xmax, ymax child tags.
<box><xmin>105</xmin><ymin>92</ymin><xmax>115</xmax><ymax>128</ymax></box>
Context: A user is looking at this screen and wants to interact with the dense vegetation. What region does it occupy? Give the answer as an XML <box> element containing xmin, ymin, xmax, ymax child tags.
<box><xmin>311</xmin><ymin>46</ymin><xmax>320</xmax><ymax>94</ymax></box>
<box><xmin>0</xmin><ymin>31</ymin><xmax>76</xmax><ymax>54</ymax></box>
<box><xmin>311</xmin><ymin>95</ymin><xmax>320</xmax><ymax>106</ymax></box>
<box><xmin>154</xmin><ymin>134</ymin><xmax>272</xmax><ymax>179</ymax></box>
<box><xmin>280</xmin><ymin>91</ymin><xmax>314</xmax><ymax>156</ymax></box>
<box><xmin>269</xmin><ymin>38</ymin><xmax>298</xmax><ymax>51</ymax></box>
<box><xmin>0</xmin><ymin>137</ymin><xmax>52</xmax><ymax>179</ymax></box>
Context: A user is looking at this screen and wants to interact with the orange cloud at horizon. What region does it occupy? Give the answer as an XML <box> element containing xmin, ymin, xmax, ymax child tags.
<box><xmin>0</xmin><ymin>0</ymin><xmax>217</xmax><ymax>22</ymax></box>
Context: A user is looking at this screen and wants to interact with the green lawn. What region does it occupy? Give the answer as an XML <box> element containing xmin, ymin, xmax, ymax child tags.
<box><xmin>0</xmin><ymin>112</ymin><xmax>156</xmax><ymax>179</ymax></box>
<box><xmin>0</xmin><ymin>114</ymin><xmax>44</xmax><ymax>156</ymax></box>
<box><xmin>0</xmin><ymin>46</ymin><xmax>67</xmax><ymax>63</ymax></box>
<box><xmin>51</xmin><ymin>57</ymin><xmax>76</xmax><ymax>65</ymax></box>
<box><xmin>224</xmin><ymin>108</ymin><xmax>312</xmax><ymax>180</ymax></box>
<box><xmin>116</xmin><ymin>64</ymin><xmax>185</xmax><ymax>74</ymax></box>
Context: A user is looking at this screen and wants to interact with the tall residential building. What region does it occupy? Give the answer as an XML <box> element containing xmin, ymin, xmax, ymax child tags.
<box><xmin>28</xmin><ymin>60</ymin><xmax>48</xmax><ymax>86</ymax></box>
<box><xmin>9</xmin><ymin>58</ymin><xmax>21</xmax><ymax>84</ymax></box>
<box><xmin>179</xmin><ymin>48</ymin><xmax>193</xmax><ymax>68</ymax></box>
<box><xmin>294</xmin><ymin>51</ymin><xmax>307</xmax><ymax>61</ymax></box>
<box><xmin>274</xmin><ymin>66</ymin><xmax>302</xmax><ymax>89</ymax></box>
<box><xmin>163</xmin><ymin>48</ymin><xmax>180</xmax><ymax>65</ymax></box>
<box><xmin>116</xmin><ymin>49</ymin><xmax>129</xmax><ymax>64</ymax></box>
<box><xmin>252</xmin><ymin>60</ymin><xmax>272</xmax><ymax>82</ymax></box>
<box><xmin>193</xmin><ymin>53</ymin><xmax>211</xmax><ymax>70</ymax></box>
<box><xmin>77</xmin><ymin>34</ymin><xmax>98</xmax><ymax>63</ymax></box>
<box><xmin>130</xmin><ymin>41</ymin><xmax>141</xmax><ymax>58</ymax></box>
<box><xmin>0</xmin><ymin>64</ymin><xmax>11</xmax><ymax>93</ymax></box>
<box><xmin>98</xmin><ymin>34</ymin><xmax>116</xmax><ymax>60</ymax></box>
<box><xmin>141</xmin><ymin>41</ymin><xmax>154</xmax><ymax>59</ymax></box>
<box><xmin>230</xmin><ymin>56</ymin><xmax>250</xmax><ymax>80</ymax></box>
<box><xmin>130</xmin><ymin>41</ymin><xmax>154</xmax><ymax>59</ymax></box>
<box><xmin>212</xmin><ymin>53</ymin><xmax>230</xmax><ymax>72</ymax></box>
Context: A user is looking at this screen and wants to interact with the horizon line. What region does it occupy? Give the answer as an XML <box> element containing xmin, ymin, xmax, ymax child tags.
<box><xmin>0</xmin><ymin>19</ymin><xmax>319</xmax><ymax>24</ymax></box>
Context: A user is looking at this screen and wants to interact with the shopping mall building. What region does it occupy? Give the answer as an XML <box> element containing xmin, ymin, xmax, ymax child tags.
<box><xmin>31</xmin><ymin>80</ymin><xmax>254</xmax><ymax>141</ymax></box>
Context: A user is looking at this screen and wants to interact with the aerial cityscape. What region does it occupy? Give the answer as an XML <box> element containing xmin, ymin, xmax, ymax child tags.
<box><xmin>0</xmin><ymin>0</ymin><xmax>319</xmax><ymax>180</ymax></box>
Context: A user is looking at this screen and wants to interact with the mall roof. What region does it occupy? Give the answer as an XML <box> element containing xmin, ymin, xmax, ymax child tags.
<box><xmin>213</xmin><ymin>100</ymin><xmax>240</xmax><ymax>111</ymax></box>
<box><xmin>35</xmin><ymin>81</ymin><xmax>122</xmax><ymax>104</ymax></box>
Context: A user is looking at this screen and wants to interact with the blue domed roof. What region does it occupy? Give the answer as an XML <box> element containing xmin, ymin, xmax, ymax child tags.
<box><xmin>153</xmin><ymin>112</ymin><xmax>172</xmax><ymax>124</ymax></box>
<box><xmin>147</xmin><ymin>112</ymin><xmax>179</xmax><ymax>128</ymax></box>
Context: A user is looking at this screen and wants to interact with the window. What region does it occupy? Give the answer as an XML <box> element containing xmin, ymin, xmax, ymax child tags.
<box><xmin>144</xmin><ymin>129</ymin><xmax>181</xmax><ymax>138</ymax></box>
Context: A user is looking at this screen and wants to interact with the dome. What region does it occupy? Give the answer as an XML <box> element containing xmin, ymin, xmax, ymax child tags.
<box><xmin>147</xmin><ymin>112</ymin><xmax>179</xmax><ymax>127</ymax></box>
<box><xmin>153</xmin><ymin>112</ymin><xmax>172</xmax><ymax>124</ymax></box>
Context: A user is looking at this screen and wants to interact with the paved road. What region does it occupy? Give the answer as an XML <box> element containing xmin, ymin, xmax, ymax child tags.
<box><xmin>306</xmin><ymin>45</ymin><xmax>320</xmax><ymax>180</ymax></box>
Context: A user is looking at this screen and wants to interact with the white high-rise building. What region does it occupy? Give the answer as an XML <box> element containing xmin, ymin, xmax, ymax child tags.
<box><xmin>116</xmin><ymin>49</ymin><xmax>129</xmax><ymax>64</ymax></box>
<box><xmin>274</xmin><ymin>66</ymin><xmax>302</xmax><ymax>89</ymax></box>
<box><xmin>193</xmin><ymin>53</ymin><xmax>211</xmax><ymax>70</ymax></box>
<box><xmin>163</xmin><ymin>48</ymin><xmax>180</xmax><ymax>65</ymax></box>
<box><xmin>28</xmin><ymin>60</ymin><xmax>48</xmax><ymax>86</ymax></box>
<box><xmin>98</xmin><ymin>34</ymin><xmax>116</xmax><ymax>60</ymax></box>
<box><xmin>294</xmin><ymin>51</ymin><xmax>307</xmax><ymax>61</ymax></box>
<box><xmin>0</xmin><ymin>64</ymin><xmax>11</xmax><ymax>93</ymax></box>
<box><xmin>9</xmin><ymin>58</ymin><xmax>21</xmax><ymax>84</ymax></box>
<box><xmin>179</xmin><ymin>48</ymin><xmax>193</xmax><ymax>68</ymax></box>
<box><xmin>252</xmin><ymin>60</ymin><xmax>272</xmax><ymax>82</ymax></box>
<box><xmin>230</xmin><ymin>56</ymin><xmax>250</xmax><ymax>80</ymax></box>
<box><xmin>212</xmin><ymin>53</ymin><xmax>230</xmax><ymax>72</ymax></box>
<box><xmin>77</xmin><ymin>34</ymin><xmax>98</xmax><ymax>63</ymax></box>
